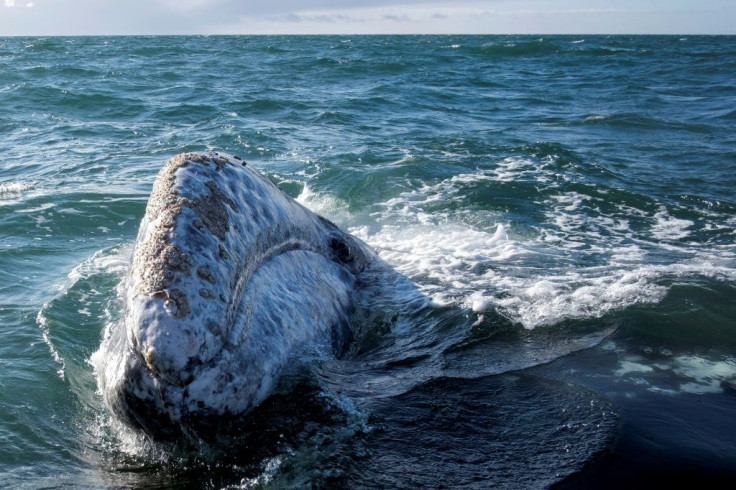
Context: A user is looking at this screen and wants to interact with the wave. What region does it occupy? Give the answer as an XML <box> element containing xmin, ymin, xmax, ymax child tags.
<box><xmin>20</xmin><ymin>37</ymin><xmax>68</xmax><ymax>53</ymax></box>
<box><xmin>36</xmin><ymin>246</ymin><xmax>130</xmax><ymax>385</ymax></box>
<box><xmin>0</xmin><ymin>181</ymin><xmax>34</xmax><ymax>199</ymax></box>
<box><xmin>5</xmin><ymin>85</ymin><xmax>149</xmax><ymax>120</ymax></box>
<box><xmin>330</xmin><ymin>160</ymin><xmax>736</xmax><ymax>330</ymax></box>
<box><xmin>579</xmin><ymin>112</ymin><xmax>712</xmax><ymax>132</ymax></box>
<box><xmin>478</xmin><ymin>38</ymin><xmax>559</xmax><ymax>57</ymax></box>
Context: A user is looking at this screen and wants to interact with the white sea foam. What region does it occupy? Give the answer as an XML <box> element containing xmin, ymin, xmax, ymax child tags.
<box><xmin>36</xmin><ymin>309</ymin><xmax>66</xmax><ymax>380</ymax></box>
<box><xmin>0</xmin><ymin>181</ymin><xmax>34</xmax><ymax>204</ymax></box>
<box><xmin>673</xmin><ymin>355</ymin><xmax>736</xmax><ymax>394</ymax></box>
<box><xmin>296</xmin><ymin>183</ymin><xmax>353</xmax><ymax>230</ymax></box>
<box><xmin>327</xmin><ymin>162</ymin><xmax>736</xmax><ymax>330</ymax></box>
<box><xmin>612</xmin><ymin>347</ymin><xmax>736</xmax><ymax>395</ymax></box>
<box><xmin>0</xmin><ymin>181</ymin><xmax>33</xmax><ymax>195</ymax></box>
<box><xmin>350</xmin><ymin>218</ymin><xmax>678</xmax><ymax>329</ymax></box>
<box><xmin>492</xmin><ymin>157</ymin><xmax>543</xmax><ymax>182</ymax></box>
<box><xmin>489</xmin><ymin>268</ymin><xmax>669</xmax><ymax>328</ymax></box>
<box><xmin>651</xmin><ymin>207</ymin><xmax>694</xmax><ymax>241</ymax></box>
<box><xmin>615</xmin><ymin>359</ymin><xmax>655</xmax><ymax>376</ymax></box>
<box><xmin>67</xmin><ymin>245</ymin><xmax>131</xmax><ymax>284</ymax></box>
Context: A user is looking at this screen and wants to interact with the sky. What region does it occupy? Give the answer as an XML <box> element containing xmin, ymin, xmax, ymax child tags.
<box><xmin>1</xmin><ymin>0</ymin><xmax>734</xmax><ymax>36</ymax></box>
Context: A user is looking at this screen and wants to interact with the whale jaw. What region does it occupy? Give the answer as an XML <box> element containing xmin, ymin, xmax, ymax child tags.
<box><xmin>95</xmin><ymin>152</ymin><xmax>373</xmax><ymax>436</ymax></box>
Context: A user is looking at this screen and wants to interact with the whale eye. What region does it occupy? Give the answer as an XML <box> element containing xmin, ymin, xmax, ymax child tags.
<box><xmin>330</xmin><ymin>237</ymin><xmax>353</xmax><ymax>264</ymax></box>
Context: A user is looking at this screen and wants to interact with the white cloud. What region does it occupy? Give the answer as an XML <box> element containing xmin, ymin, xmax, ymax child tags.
<box><xmin>215</xmin><ymin>5</ymin><xmax>500</xmax><ymax>34</ymax></box>
<box><xmin>207</xmin><ymin>2</ymin><xmax>722</xmax><ymax>35</ymax></box>
<box><xmin>0</xmin><ymin>0</ymin><xmax>734</xmax><ymax>35</ymax></box>
<box><xmin>3</xmin><ymin>0</ymin><xmax>34</xmax><ymax>9</ymax></box>
<box><xmin>156</xmin><ymin>0</ymin><xmax>221</xmax><ymax>13</ymax></box>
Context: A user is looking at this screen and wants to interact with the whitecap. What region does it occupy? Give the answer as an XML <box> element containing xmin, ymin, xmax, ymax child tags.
<box><xmin>36</xmin><ymin>309</ymin><xmax>66</xmax><ymax>380</ymax></box>
<box><xmin>345</xmin><ymin>163</ymin><xmax>736</xmax><ymax>330</ymax></box>
<box><xmin>296</xmin><ymin>183</ymin><xmax>353</xmax><ymax>230</ymax></box>
<box><xmin>0</xmin><ymin>181</ymin><xmax>34</xmax><ymax>204</ymax></box>
<box><xmin>651</xmin><ymin>207</ymin><xmax>694</xmax><ymax>241</ymax></box>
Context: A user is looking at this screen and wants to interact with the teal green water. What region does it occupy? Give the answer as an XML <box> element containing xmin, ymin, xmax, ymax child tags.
<box><xmin>1</xmin><ymin>35</ymin><xmax>735</xmax><ymax>487</ymax></box>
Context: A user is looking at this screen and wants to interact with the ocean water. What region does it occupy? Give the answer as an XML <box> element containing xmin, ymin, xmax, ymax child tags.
<box><xmin>1</xmin><ymin>35</ymin><xmax>735</xmax><ymax>488</ymax></box>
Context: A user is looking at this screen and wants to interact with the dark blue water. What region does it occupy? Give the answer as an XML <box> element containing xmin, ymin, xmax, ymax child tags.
<box><xmin>1</xmin><ymin>35</ymin><xmax>735</xmax><ymax>488</ymax></box>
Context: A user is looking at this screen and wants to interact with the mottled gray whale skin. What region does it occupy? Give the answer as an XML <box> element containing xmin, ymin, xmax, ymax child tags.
<box><xmin>96</xmin><ymin>152</ymin><xmax>375</xmax><ymax>436</ymax></box>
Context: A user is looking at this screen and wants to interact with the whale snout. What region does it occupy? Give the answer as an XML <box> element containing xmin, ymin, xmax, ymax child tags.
<box><xmin>96</xmin><ymin>152</ymin><xmax>377</xmax><ymax>437</ymax></box>
<box><xmin>126</xmin><ymin>293</ymin><xmax>225</xmax><ymax>387</ymax></box>
<box><xmin>97</xmin><ymin>323</ymin><xmax>183</xmax><ymax>436</ymax></box>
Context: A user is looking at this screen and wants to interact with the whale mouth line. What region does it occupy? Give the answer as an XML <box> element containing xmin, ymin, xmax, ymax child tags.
<box><xmin>223</xmin><ymin>239</ymin><xmax>323</xmax><ymax>352</ymax></box>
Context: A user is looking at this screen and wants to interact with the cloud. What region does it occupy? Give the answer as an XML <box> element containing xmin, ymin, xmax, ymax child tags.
<box><xmin>1</xmin><ymin>0</ymin><xmax>734</xmax><ymax>36</ymax></box>
<box><xmin>155</xmin><ymin>0</ymin><xmax>225</xmax><ymax>14</ymax></box>
<box><xmin>152</xmin><ymin>0</ymin><xmax>459</xmax><ymax>19</ymax></box>
<box><xmin>212</xmin><ymin>5</ymin><xmax>500</xmax><ymax>34</ymax></box>
<box><xmin>267</xmin><ymin>12</ymin><xmax>368</xmax><ymax>25</ymax></box>
<box><xmin>383</xmin><ymin>13</ymin><xmax>411</xmax><ymax>22</ymax></box>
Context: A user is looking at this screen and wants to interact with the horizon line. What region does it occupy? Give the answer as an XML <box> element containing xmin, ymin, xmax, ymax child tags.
<box><xmin>1</xmin><ymin>32</ymin><xmax>734</xmax><ymax>37</ymax></box>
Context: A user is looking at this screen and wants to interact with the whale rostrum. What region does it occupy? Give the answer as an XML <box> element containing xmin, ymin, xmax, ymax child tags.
<box><xmin>96</xmin><ymin>152</ymin><xmax>375</xmax><ymax>435</ymax></box>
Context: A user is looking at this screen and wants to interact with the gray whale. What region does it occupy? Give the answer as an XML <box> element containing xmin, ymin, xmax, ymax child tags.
<box><xmin>96</xmin><ymin>152</ymin><xmax>375</xmax><ymax>436</ymax></box>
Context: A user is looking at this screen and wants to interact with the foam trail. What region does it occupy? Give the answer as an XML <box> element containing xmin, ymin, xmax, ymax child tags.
<box><xmin>339</xmin><ymin>163</ymin><xmax>736</xmax><ymax>329</ymax></box>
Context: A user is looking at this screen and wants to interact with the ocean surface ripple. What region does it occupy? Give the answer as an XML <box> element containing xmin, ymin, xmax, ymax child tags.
<box><xmin>1</xmin><ymin>35</ymin><xmax>735</xmax><ymax>488</ymax></box>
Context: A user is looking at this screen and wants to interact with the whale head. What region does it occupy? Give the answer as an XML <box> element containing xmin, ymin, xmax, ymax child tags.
<box><xmin>95</xmin><ymin>152</ymin><xmax>373</xmax><ymax>436</ymax></box>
